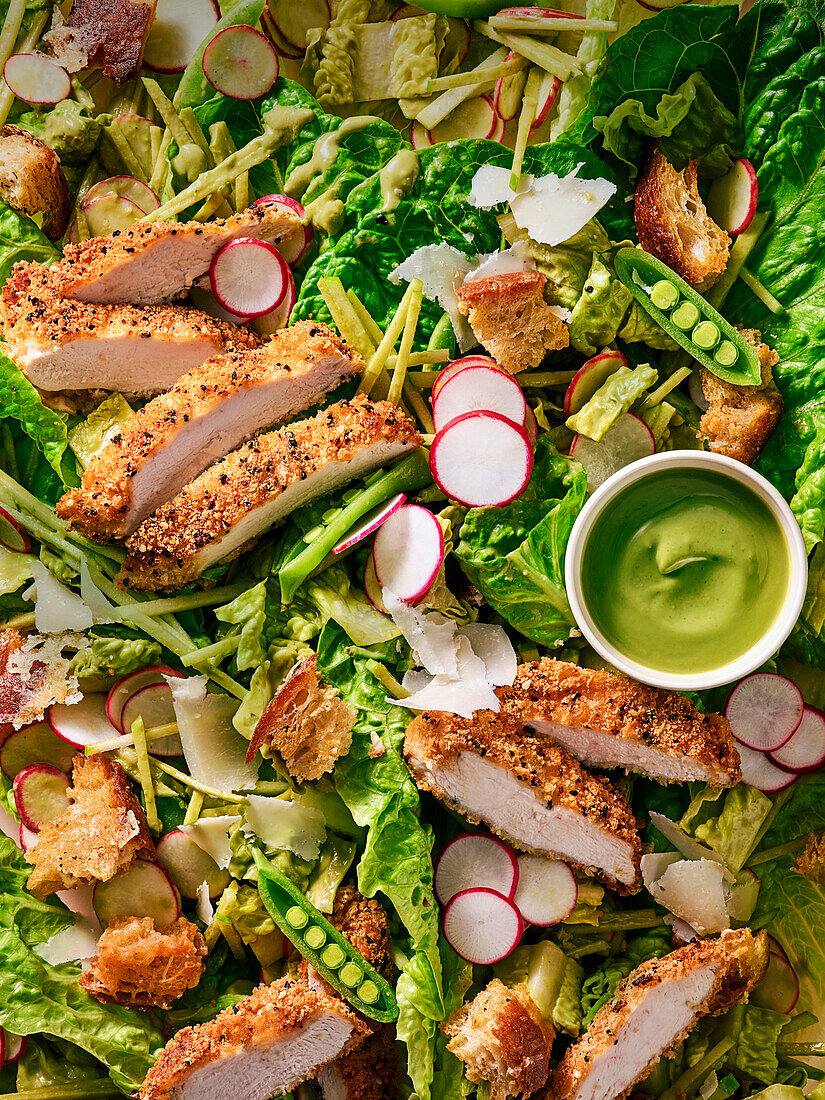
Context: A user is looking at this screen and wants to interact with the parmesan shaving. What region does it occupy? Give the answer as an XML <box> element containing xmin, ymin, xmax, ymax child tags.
<box><xmin>79</xmin><ymin>557</ymin><xmax>120</xmax><ymax>624</ymax></box>
<box><xmin>180</xmin><ymin>815</ymin><xmax>241</xmax><ymax>870</ymax></box>
<box><xmin>197</xmin><ymin>881</ymin><xmax>214</xmax><ymax>925</ymax></box>
<box><xmin>35</xmin><ymin>914</ymin><xmax>101</xmax><ymax>965</ymax></box>
<box><xmin>389</xmin><ymin>244</ymin><xmax>476</xmax><ymax>351</ymax></box>
<box><xmin>464</xmin><ymin>241</ymin><xmax>536</xmax><ymax>283</ymax></box>
<box><xmin>645</xmin><ymin>858</ymin><xmax>730</xmax><ymax>936</ymax></box>
<box><xmin>23</xmin><ymin>561</ymin><xmax>93</xmax><ymax>633</ymax></box>
<box><xmin>242</xmin><ymin>795</ymin><xmax>327</xmax><ymax>862</ymax></box>
<box><xmin>166</xmin><ymin>676</ymin><xmax>259</xmax><ymax>793</ymax></box>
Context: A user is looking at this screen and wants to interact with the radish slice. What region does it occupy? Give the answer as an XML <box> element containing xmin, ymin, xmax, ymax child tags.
<box><xmin>251</xmin><ymin>266</ymin><xmax>297</xmax><ymax>335</ymax></box>
<box><xmin>428</xmin><ymin>95</ymin><xmax>497</xmax><ymax>144</ymax></box>
<box><xmin>767</xmin><ymin>934</ymin><xmax>790</xmax><ymax>964</ymax></box>
<box><xmin>269</xmin><ymin>0</ymin><xmax>330</xmax><ymax>49</ymax></box>
<box><xmin>433</xmin><ymin>364</ymin><xmax>526</xmax><ymax>434</ymax></box>
<box><xmin>706</xmin><ymin>158</ymin><xmax>758</xmax><ymax>237</ymax></box>
<box><xmin>726</xmin><ymin>673</ymin><xmax>803</xmax><ymax>752</ymax></box>
<box><xmin>430</xmin><ymin>411</ymin><xmax>533</xmax><ymax>508</ymax></box>
<box><xmin>434</xmin><ymin>833</ymin><xmax>519</xmax><ymax>907</ymax></box>
<box><xmin>769</xmin><ymin>705</ymin><xmax>825</xmax><ymax>773</ymax></box>
<box><xmin>0</xmin><ymin>721</ymin><xmax>75</xmax><ymax>778</ymax></box>
<box><xmin>363</xmin><ymin>556</ymin><xmax>388</xmax><ymax>615</ymax></box>
<box><xmin>333</xmin><ymin>493</ymin><xmax>406</xmax><ymax>556</ymax></box>
<box><xmin>530</xmin><ymin>72</ymin><xmax>561</xmax><ymax>134</ymax></box>
<box><xmin>13</xmin><ymin>764</ymin><xmax>70</xmax><ymax>832</ymax></box>
<box><xmin>210</xmin><ymin>237</ymin><xmax>288</xmax><ymax>318</ymax></box>
<box><xmin>106</xmin><ymin>666</ymin><xmax>183</xmax><ymax>735</ymax></box>
<box><xmin>569</xmin><ymin>413</ymin><xmax>655</xmax><ymax>491</ymax></box>
<box><xmin>497</xmin><ymin>6</ymin><xmax>586</xmax><ymax>15</ymax></box>
<box><xmin>524</xmin><ymin>405</ymin><xmax>538</xmax><ymax>449</ymax></box>
<box><xmin>512</xmin><ymin>855</ymin><xmax>578</xmax><ymax>925</ymax></box>
<box><xmin>372</xmin><ymin>504</ymin><xmax>444</xmax><ymax>604</ymax></box>
<box><xmin>751</xmin><ymin>951</ymin><xmax>800</xmax><ymax>1013</ymax></box>
<box><xmin>2</xmin><ymin>1030</ymin><xmax>26</xmax><ymax>1064</ymax></box>
<box><xmin>564</xmin><ymin>350</ymin><xmax>628</xmax><ymax>415</ymax></box>
<box><xmin>93</xmin><ymin>859</ymin><xmax>181</xmax><ymax>927</ymax></box>
<box><xmin>144</xmin><ymin>0</ymin><xmax>220</xmax><ymax>73</ymax></box>
<box><xmin>432</xmin><ymin>355</ymin><xmax>498</xmax><ymax>401</ymax></box>
<box><xmin>442</xmin><ymin>887</ymin><xmax>522</xmax><ymax>965</ymax></box>
<box><xmin>494</xmin><ymin>51</ymin><xmax>526</xmax><ymax>121</ymax></box>
<box><xmin>202</xmin><ymin>24</ymin><xmax>279</xmax><ymax>100</ymax></box>
<box><xmin>156</xmin><ymin>830</ymin><xmax>231</xmax><ymax>899</ymax></box>
<box><xmin>3</xmin><ymin>54</ymin><xmax>70</xmax><ymax>105</ymax></box>
<box><xmin>489</xmin><ymin>113</ymin><xmax>506</xmax><ymax>143</ymax></box>
<box><xmin>83</xmin><ymin>195</ymin><xmax>144</xmax><ymax>237</ymax></box>
<box><xmin>85</xmin><ymin>176</ymin><xmax>159</xmax><ymax>214</ymax></box>
<box><xmin>0</xmin><ymin>505</ymin><xmax>31</xmax><ymax>552</ymax></box>
<box><xmin>261</xmin><ymin>9</ymin><xmax>304</xmax><ymax>60</ymax></box>
<box><xmin>19</xmin><ymin>820</ymin><xmax>37</xmax><ymax>851</ymax></box>
<box><xmin>254</xmin><ymin>196</ymin><xmax>314</xmax><ymax>266</ymax></box>
<box><xmin>121</xmin><ymin>683</ymin><xmax>183</xmax><ymax>757</ymax></box>
<box><xmin>737</xmin><ymin>743</ymin><xmax>797</xmax><ymax>793</ymax></box>
<box><xmin>48</xmin><ymin>694</ymin><xmax>115</xmax><ymax>749</ymax></box>
<box><xmin>411</xmin><ymin>121</ymin><xmax>433</xmax><ymax>150</ymax></box>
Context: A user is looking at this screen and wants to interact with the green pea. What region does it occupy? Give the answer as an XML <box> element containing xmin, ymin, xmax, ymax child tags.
<box><xmin>305</xmin><ymin>925</ymin><xmax>326</xmax><ymax>950</ymax></box>
<box><xmin>714</xmin><ymin>340</ymin><xmax>739</xmax><ymax>367</ymax></box>
<box><xmin>322</xmin><ymin>944</ymin><xmax>346</xmax><ymax>969</ymax></box>
<box><xmin>358</xmin><ymin>980</ymin><xmax>379</xmax><ymax>1004</ymax></box>
<box><xmin>303</xmin><ymin>524</ymin><xmax>324</xmax><ymax>544</ymax></box>
<box><xmin>671</xmin><ymin>301</ymin><xmax>700</xmax><ymax>331</ymax></box>
<box><xmin>340</xmin><ymin>962</ymin><xmax>362</xmax><ymax>987</ymax></box>
<box><xmin>286</xmin><ymin>905</ymin><xmax>308</xmax><ymax>930</ymax></box>
<box><xmin>692</xmin><ymin>321</ymin><xmax>720</xmax><ymax>350</ymax></box>
<box><xmin>650</xmin><ymin>280</ymin><xmax>679</xmax><ymax>310</ymax></box>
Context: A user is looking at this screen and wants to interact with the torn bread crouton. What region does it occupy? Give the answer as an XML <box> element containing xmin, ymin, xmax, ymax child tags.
<box><xmin>0</xmin><ymin>126</ymin><xmax>70</xmax><ymax>242</ymax></box>
<box><xmin>443</xmin><ymin>978</ymin><xmax>554</xmax><ymax>1100</ymax></box>
<box><xmin>46</xmin><ymin>0</ymin><xmax>157</xmax><ymax>83</ymax></box>
<box><xmin>635</xmin><ymin>144</ymin><xmax>730</xmax><ymax>287</ymax></box>
<box><xmin>0</xmin><ymin>630</ymin><xmax>81</xmax><ymax>730</ymax></box>
<box><xmin>80</xmin><ymin>915</ymin><xmax>207</xmax><ymax>1008</ymax></box>
<box><xmin>246</xmin><ymin>654</ymin><xmax>356</xmax><ymax>779</ymax></box>
<box><xmin>455</xmin><ymin>271</ymin><xmax>569</xmax><ymax>374</ymax></box>
<box><xmin>699</xmin><ymin>328</ymin><xmax>783</xmax><ymax>465</ymax></box>
<box><xmin>26</xmin><ymin>753</ymin><xmax>155</xmax><ymax>897</ymax></box>
<box><xmin>794</xmin><ymin>831</ymin><xmax>825</xmax><ymax>885</ymax></box>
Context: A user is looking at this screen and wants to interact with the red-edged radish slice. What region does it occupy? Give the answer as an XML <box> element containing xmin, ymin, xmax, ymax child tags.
<box><xmin>442</xmin><ymin>887</ymin><xmax>522</xmax><ymax>964</ymax></box>
<box><xmin>372</xmin><ymin>504</ymin><xmax>444</xmax><ymax>604</ymax></box>
<box><xmin>564</xmin><ymin>350</ymin><xmax>628</xmax><ymax>415</ymax></box>
<box><xmin>93</xmin><ymin>859</ymin><xmax>181</xmax><ymax>928</ymax></box>
<box><xmin>494</xmin><ymin>51</ymin><xmax>527</xmax><ymax>121</ymax></box>
<box><xmin>85</xmin><ymin>175</ymin><xmax>160</xmax><ymax>214</ymax></box>
<box><xmin>202</xmin><ymin>24</ymin><xmax>279</xmax><ymax>100</ymax></box>
<box><xmin>432</xmin><ymin>364</ymin><xmax>526</xmax><ymax>433</ymax></box>
<box><xmin>411</xmin><ymin>121</ymin><xmax>433</xmax><ymax>150</ymax></box>
<box><xmin>269</xmin><ymin>0</ymin><xmax>330</xmax><ymax>49</ymax></box>
<box><xmin>444</xmin><ymin>17</ymin><xmax>471</xmax><ymax>65</ymax></box>
<box><xmin>767</xmin><ymin>934</ymin><xmax>790</xmax><ymax>964</ymax></box>
<box><xmin>156</xmin><ymin>830</ymin><xmax>231</xmax><ymax>899</ymax></box>
<box><xmin>363</xmin><ymin>556</ymin><xmax>389</xmax><ymax>615</ymax></box>
<box><xmin>251</xmin><ymin>266</ymin><xmax>296</xmax><ymax>335</ymax></box>
<box><xmin>106</xmin><ymin>666</ymin><xmax>183</xmax><ymax>735</ymax></box>
<box><xmin>737</xmin><ymin>743</ymin><xmax>797</xmax><ymax>793</ymax></box>
<box><xmin>0</xmin><ymin>1029</ymin><xmax>5</xmax><ymax>1066</ymax></box>
<box><xmin>13</xmin><ymin>764</ymin><xmax>70</xmax><ymax>832</ymax></box>
<box><xmin>570</xmin><ymin>413</ymin><xmax>656</xmax><ymax>491</ymax></box>
<box><xmin>489</xmin><ymin>112</ymin><xmax>506</xmax><ymax>143</ymax></box>
<box><xmin>3</xmin><ymin>54</ymin><xmax>70</xmax><ymax>105</ymax></box>
<box><xmin>524</xmin><ymin>405</ymin><xmax>538</xmax><ymax>449</ymax></box>
<box><xmin>0</xmin><ymin>721</ymin><xmax>75</xmax><ymax>778</ymax></box>
<box><xmin>262</xmin><ymin>9</ymin><xmax>304</xmax><ymax>60</ymax></box>
<box><xmin>431</xmin><ymin>411</ymin><xmax>533</xmax><ymax>508</ymax></box>
<box><xmin>706</xmin><ymin>158</ymin><xmax>758</xmax><ymax>237</ymax></box>
<box><xmin>769</xmin><ymin>705</ymin><xmax>825</xmax><ymax>773</ymax></box>
<box><xmin>496</xmin><ymin>6</ymin><xmax>585</xmax><ymax>15</ymax></box>
<box><xmin>2</xmin><ymin>1030</ymin><xmax>26</xmax><ymax>1064</ymax></box>
<box><xmin>751</xmin><ymin>951</ymin><xmax>800</xmax><ymax>1013</ymax></box>
<box><xmin>144</xmin><ymin>0</ymin><xmax>220</xmax><ymax>73</ymax></box>
<box><xmin>434</xmin><ymin>833</ymin><xmax>519</xmax><ymax>907</ymax></box>
<box><xmin>332</xmin><ymin>493</ymin><xmax>407</xmax><ymax>556</ymax></box>
<box><xmin>48</xmin><ymin>694</ymin><xmax>115</xmax><ymax>749</ymax></box>
<box><xmin>432</xmin><ymin>355</ymin><xmax>498</xmax><ymax>401</ymax></box>
<box><xmin>19</xmin><ymin>820</ymin><xmax>37</xmax><ymax>851</ymax></box>
<box><xmin>726</xmin><ymin>673</ymin><xmax>804</xmax><ymax>752</ymax></box>
<box><xmin>0</xmin><ymin>505</ymin><xmax>31</xmax><ymax>552</ymax></box>
<box><xmin>121</xmin><ymin>682</ymin><xmax>183</xmax><ymax>757</ymax></box>
<box><xmin>389</xmin><ymin>3</ymin><xmax>425</xmax><ymax>16</ymax></box>
<box><xmin>82</xmin><ymin>195</ymin><xmax>144</xmax><ymax>237</ymax></box>
<box><xmin>189</xmin><ymin>282</ymin><xmax>253</xmax><ymax>325</ymax></box>
<box><xmin>530</xmin><ymin>72</ymin><xmax>561</xmax><ymax>134</ymax></box>
<box><xmin>255</xmin><ymin>196</ymin><xmax>314</xmax><ymax>266</ymax></box>
<box><xmin>429</xmin><ymin>95</ymin><xmax>498</xmax><ymax>143</ymax></box>
<box><xmin>210</xmin><ymin>237</ymin><xmax>288</xmax><ymax>318</ymax></box>
<box><xmin>512</xmin><ymin>855</ymin><xmax>578</xmax><ymax>926</ymax></box>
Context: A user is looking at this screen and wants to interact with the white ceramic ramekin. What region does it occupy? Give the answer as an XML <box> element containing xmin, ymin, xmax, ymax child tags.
<box><xmin>564</xmin><ymin>450</ymin><xmax>809</xmax><ymax>691</ymax></box>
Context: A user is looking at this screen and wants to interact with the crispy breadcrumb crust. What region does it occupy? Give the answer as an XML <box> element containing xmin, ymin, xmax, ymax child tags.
<box><xmin>455</xmin><ymin>271</ymin><xmax>569</xmax><ymax>374</ymax></box>
<box><xmin>443</xmin><ymin>979</ymin><xmax>554</xmax><ymax>1100</ymax></box>
<box><xmin>120</xmin><ymin>395</ymin><xmax>420</xmax><ymax>591</ymax></box>
<box><xmin>80</xmin><ymin>915</ymin><xmax>206</xmax><ymax>1008</ymax></box>
<box><xmin>319</xmin><ymin>1024</ymin><xmax>399</xmax><ymax>1100</ymax></box>
<box><xmin>26</xmin><ymin>753</ymin><xmax>155</xmax><ymax>897</ymax></box>
<box><xmin>0</xmin><ymin>629</ymin><xmax>80</xmax><ymax>729</ymax></box>
<box><xmin>139</xmin><ymin>976</ymin><xmax>371</xmax><ymax>1100</ymax></box>
<box><xmin>247</xmin><ymin>653</ymin><xmax>356</xmax><ymax>779</ymax></box>
<box><xmin>634</xmin><ymin>145</ymin><xmax>730</xmax><ymax>286</ymax></box>
<box><xmin>500</xmin><ymin>659</ymin><xmax>741</xmax><ymax>786</ymax></box>
<box><xmin>545</xmin><ymin>929</ymin><xmax>768</xmax><ymax>1100</ymax></box>
<box><xmin>699</xmin><ymin>329</ymin><xmax>783</xmax><ymax>465</ymax></box>
<box><xmin>794</xmin><ymin>831</ymin><xmax>825</xmax><ymax>884</ymax></box>
<box><xmin>55</xmin><ymin>321</ymin><xmax>361</xmax><ymax>541</ymax></box>
<box><xmin>56</xmin><ymin>0</ymin><xmax>156</xmax><ymax>82</ymax></box>
<box><xmin>403</xmin><ymin>710</ymin><xmax>641</xmax><ymax>892</ymax></box>
<box><xmin>0</xmin><ymin>126</ymin><xmax>69</xmax><ymax>241</ymax></box>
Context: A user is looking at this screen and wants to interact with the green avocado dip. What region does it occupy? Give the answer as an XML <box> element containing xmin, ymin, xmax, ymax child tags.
<box><xmin>580</xmin><ymin>468</ymin><xmax>790</xmax><ymax>674</ymax></box>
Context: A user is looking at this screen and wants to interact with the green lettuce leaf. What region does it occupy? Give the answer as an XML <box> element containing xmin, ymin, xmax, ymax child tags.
<box><xmin>0</xmin><ymin>201</ymin><xmax>60</xmax><ymax>287</ymax></box>
<box><xmin>69</xmin><ymin>630</ymin><xmax>162</xmax><ymax>693</ymax></box>
<box><xmin>580</xmin><ymin>927</ymin><xmax>671</xmax><ymax>1026</ymax></box>
<box><xmin>0</xmin><ymin>350</ymin><xmax>68</xmax><ymax>497</ymax></box>
<box><xmin>680</xmin><ymin>784</ymin><xmax>773</xmax><ymax>872</ymax></box>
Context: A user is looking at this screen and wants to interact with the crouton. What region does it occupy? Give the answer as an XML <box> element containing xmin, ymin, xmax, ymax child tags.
<box><xmin>46</xmin><ymin>0</ymin><xmax>157</xmax><ymax>83</ymax></box>
<box><xmin>794</xmin><ymin>831</ymin><xmax>825</xmax><ymax>885</ymax></box>
<box><xmin>455</xmin><ymin>271</ymin><xmax>569</xmax><ymax>374</ymax></box>
<box><xmin>699</xmin><ymin>328</ymin><xmax>783</xmax><ymax>464</ymax></box>
<box><xmin>0</xmin><ymin>630</ymin><xmax>81</xmax><ymax>729</ymax></box>
<box><xmin>246</xmin><ymin>654</ymin><xmax>356</xmax><ymax>780</ymax></box>
<box><xmin>25</xmin><ymin>753</ymin><xmax>155</xmax><ymax>897</ymax></box>
<box><xmin>443</xmin><ymin>978</ymin><xmax>554</xmax><ymax>1100</ymax></box>
<box><xmin>80</xmin><ymin>915</ymin><xmax>207</xmax><ymax>1008</ymax></box>
<box><xmin>0</xmin><ymin>126</ymin><xmax>70</xmax><ymax>242</ymax></box>
<box><xmin>635</xmin><ymin>145</ymin><xmax>730</xmax><ymax>287</ymax></box>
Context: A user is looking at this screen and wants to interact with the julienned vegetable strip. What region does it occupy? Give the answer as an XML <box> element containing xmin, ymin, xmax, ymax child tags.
<box><xmin>739</xmin><ymin>266</ymin><xmax>785</xmax><ymax>314</ymax></box>
<box><xmin>0</xmin><ymin>1083</ymin><xmax>125</xmax><ymax>1099</ymax></box>
<box><xmin>388</xmin><ymin>279</ymin><xmax>423</xmax><ymax>407</ymax></box>
<box><xmin>0</xmin><ymin>0</ymin><xmax>28</xmax><ymax>72</ymax></box>
<box><xmin>642</xmin><ymin>366</ymin><xmax>692</xmax><ymax>409</ymax></box>
<box><xmin>366</xmin><ymin>660</ymin><xmax>409</xmax><ymax>698</ymax></box>
<box><xmin>414</xmin><ymin>47</ymin><xmax>510</xmax><ymax>130</ymax></box>
<box><xmin>424</xmin><ymin>55</ymin><xmax>526</xmax><ymax>95</ymax></box>
<box><xmin>141</xmin><ymin>755</ymin><xmax>244</xmax><ymax>804</ymax></box>
<box><xmin>131</xmin><ymin>717</ymin><xmax>160</xmax><ymax>833</ymax></box>
<box><xmin>475</xmin><ymin>22</ymin><xmax>582</xmax><ymax>80</ymax></box>
<box><xmin>511</xmin><ymin>67</ymin><xmax>543</xmax><ymax>189</ymax></box>
<box><xmin>359</xmin><ymin>281</ymin><xmax>417</xmax><ymax>396</ymax></box>
<box><xmin>116</xmin><ymin>583</ymin><xmax>248</xmax><ymax>617</ymax></box>
<box><xmin>318</xmin><ymin>277</ymin><xmax>375</xmax><ymax>359</ymax></box>
<box><xmin>659</xmin><ymin>1038</ymin><xmax>735</xmax><ymax>1100</ymax></box>
<box><xmin>706</xmin><ymin>212</ymin><xmax>768</xmax><ymax>308</ymax></box>
<box><xmin>86</xmin><ymin>722</ymin><xmax>178</xmax><ymax>755</ymax></box>
<box><xmin>183</xmin><ymin>790</ymin><xmax>204</xmax><ymax>826</ymax></box>
<box><xmin>487</xmin><ymin>14</ymin><xmax>617</xmax><ymax>32</ymax></box>
<box><xmin>0</xmin><ymin>9</ymin><xmax>48</xmax><ymax>127</ymax></box>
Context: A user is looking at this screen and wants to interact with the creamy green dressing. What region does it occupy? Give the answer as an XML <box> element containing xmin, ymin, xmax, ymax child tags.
<box><xmin>379</xmin><ymin>148</ymin><xmax>419</xmax><ymax>213</ymax></box>
<box><xmin>581</xmin><ymin>468</ymin><xmax>790</xmax><ymax>674</ymax></box>
<box><xmin>284</xmin><ymin>115</ymin><xmax>376</xmax><ymax>198</ymax></box>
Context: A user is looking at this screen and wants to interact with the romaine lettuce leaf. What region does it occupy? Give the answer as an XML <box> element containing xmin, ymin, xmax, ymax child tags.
<box><xmin>0</xmin><ymin>350</ymin><xmax>68</xmax><ymax>499</ymax></box>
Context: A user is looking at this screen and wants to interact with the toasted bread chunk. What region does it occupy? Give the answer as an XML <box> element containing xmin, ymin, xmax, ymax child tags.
<box><xmin>0</xmin><ymin>630</ymin><xmax>80</xmax><ymax>729</ymax></box>
<box><xmin>0</xmin><ymin>126</ymin><xmax>69</xmax><ymax>241</ymax></box>
<box><xmin>246</xmin><ymin>654</ymin><xmax>356</xmax><ymax>778</ymax></box>
<box><xmin>25</xmin><ymin>753</ymin><xmax>155</xmax><ymax>897</ymax></box>
<box><xmin>635</xmin><ymin>145</ymin><xmax>730</xmax><ymax>287</ymax></box>
<box><xmin>443</xmin><ymin>978</ymin><xmax>554</xmax><ymax>1100</ymax></box>
<box><xmin>455</xmin><ymin>271</ymin><xmax>569</xmax><ymax>374</ymax></box>
<box><xmin>794</xmin><ymin>831</ymin><xmax>825</xmax><ymax>885</ymax></box>
<box><xmin>699</xmin><ymin>329</ymin><xmax>783</xmax><ymax>465</ymax></box>
<box><xmin>80</xmin><ymin>915</ymin><xmax>207</xmax><ymax>1008</ymax></box>
<box><xmin>47</xmin><ymin>0</ymin><xmax>157</xmax><ymax>83</ymax></box>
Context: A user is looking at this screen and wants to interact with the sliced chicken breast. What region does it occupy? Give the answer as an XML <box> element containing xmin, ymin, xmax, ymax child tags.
<box><xmin>56</xmin><ymin>322</ymin><xmax>363</xmax><ymax>541</ymax></box>
<box><xmin>139</xmin><ymin>976</ymin><xmax>371</xmax><ymax>1100</ymax></box>
<box><xmin>51</xmin><ymin>204</ymin><xmax>300</xmax><ymax>305</ymax></box>
<box><xmin>404</xmin><ymin>710</ymin><xmax>641</xmax><ymax>891</ymax></box>
<box><xmin>120</xmin><ymin>395</ymin><xmax>420</xmax><ymax>590</ymax></box>
<box><xmin>545</xmin><ymin>928</ymin><xmax>768</xmax><ymax>1100</ymax></box>
<box><xmin>500</xmin><ymin>659</ymin><xmax>741</xmax><ymax>788</ymax></box>
<box><xmin>0</xmin><ymin>262</ymin><xmax>259</xmax><ymax>396</ymax></box>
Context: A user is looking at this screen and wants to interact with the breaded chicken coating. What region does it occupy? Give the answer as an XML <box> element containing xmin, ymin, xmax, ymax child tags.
<box><xmin>247</xmin><ymin>654</ymin><xmax>356</xmax><ymax>778</ymax></box>
<box><xmin>499</xmin><ymin>659</ymin><xmax>741</xmax><ymax>788</ymax></box>
<box><xmin>26</xmin><ymin>753</ymin><xmax>155</xmax><ymax>897</ymax></box>
<box><xmin>80</xmin><ymin>915</ymin><xmax>207</xmax><ymax>1008</ymax></box>
<box><xmin>0</xmin><ymin>629</ymin><xmax>80</xmax><ymax>729</ymax></box>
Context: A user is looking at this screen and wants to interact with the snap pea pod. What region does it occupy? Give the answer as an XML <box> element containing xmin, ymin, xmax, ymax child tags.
<box><xmin>613</xmin><ymin>248</ymin><xmax>761</xmax><ymax>386</ymax></box>
<box><xmin>252</xmin><ymin>848</ymin><xmax>399</xmax><ymax>1023</ymax></box>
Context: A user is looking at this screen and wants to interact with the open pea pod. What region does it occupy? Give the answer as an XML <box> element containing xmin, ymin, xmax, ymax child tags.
<box><xmin>252</xmin><ymin>847</ymin><xmax>399</xmax><ymax>1023</ymax></box>
<box><xmin>613</xmin><ymin>248</ymin><xmax>762</xmax><ymax>386</ymax></box>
